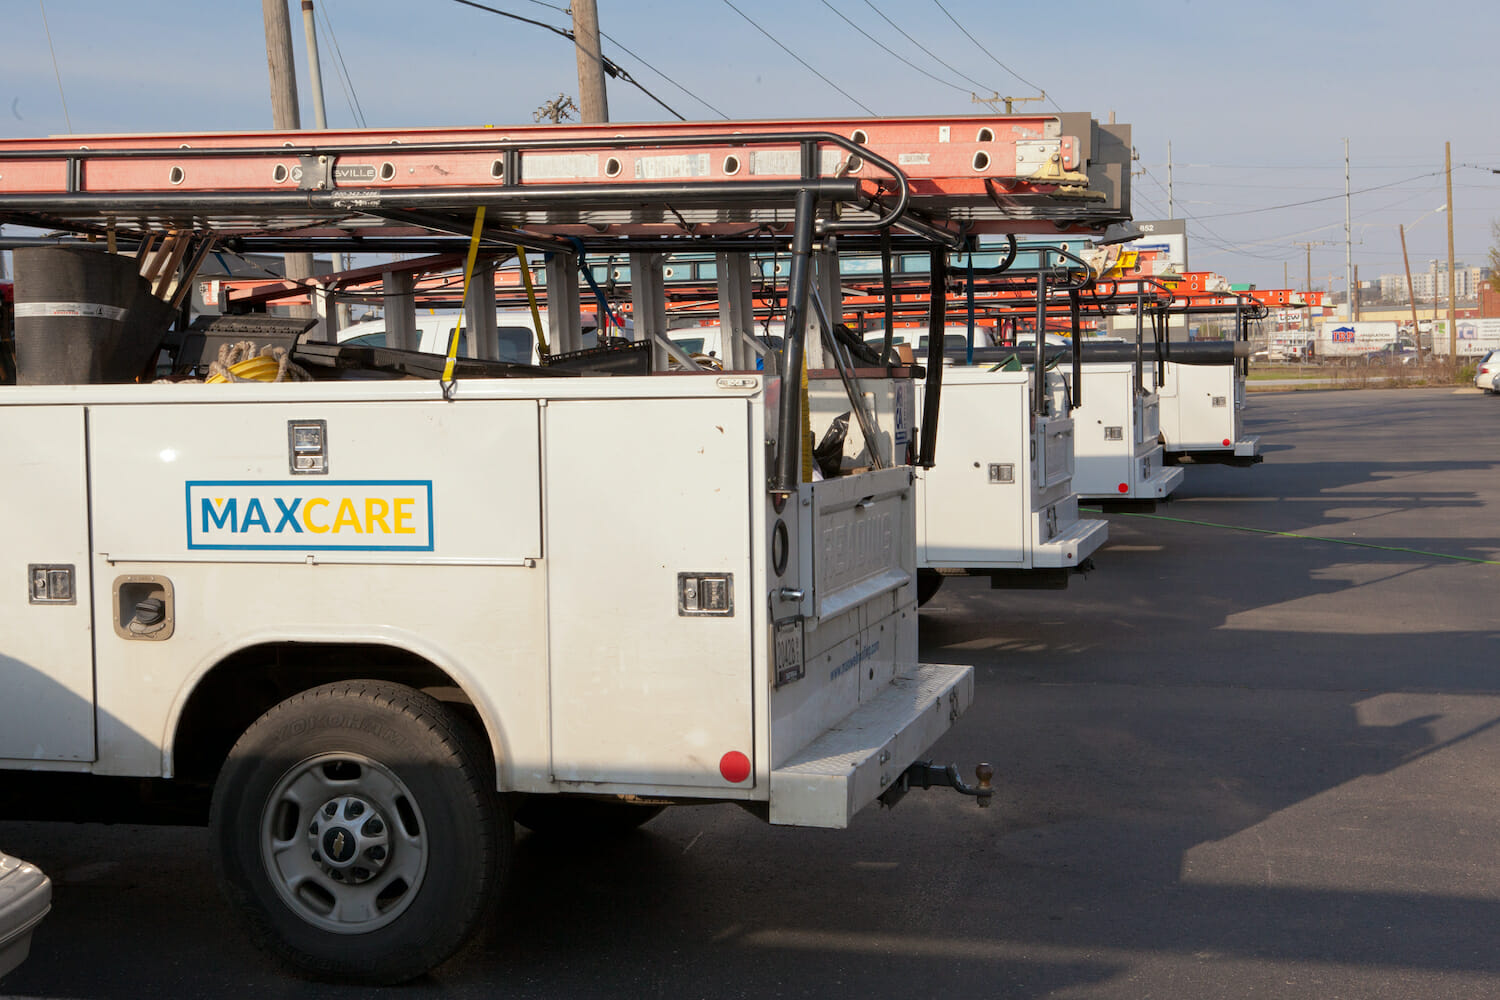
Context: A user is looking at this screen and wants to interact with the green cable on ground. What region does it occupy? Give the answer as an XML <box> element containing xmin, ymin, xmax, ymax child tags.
<box><xmin>1082</xmin><ymin>508</ymin><xmax>1500</xmax><ymax>566</ymax></box>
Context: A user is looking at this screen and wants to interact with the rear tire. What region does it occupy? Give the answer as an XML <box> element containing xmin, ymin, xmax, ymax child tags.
<box><xmin>210</xmin><ymin>680</ymin><xmax>508</xmax><ymax>984</ymax></box>
<box><xmin>916</xmin><ymin>569</ymin><xmax>944</xmax><ymax>607</ymax></box>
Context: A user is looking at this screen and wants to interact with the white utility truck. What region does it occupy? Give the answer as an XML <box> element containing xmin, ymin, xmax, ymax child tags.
<box><xmin>718</xmin><ymin>315</ymin><xmax>1107</xmax><ymax>603</ymax></box>
<box><xmin>1149</xmin><ymin>349</ymin><xmax>1261</xmax><ymax>465</ymax></box>
<box><xmin>0</xmin><ymin>114</ymin><xmax>1131</xmax><ymax>982</ymax></box>
<box><xmin>911</xmin><ymin>363</ymin><xmax>1106</xmax><ymax>599</ymax></box>
<box><xmin>1056</xmin><ymin>340</ymin><xmax>1259</xmax><ymax>467</ymax></box>
<box><xmin>809</xmin><ymin>355</ymin><xmax>1106</xmax><ymax>604</ymax></box>
<box><xmin>1060</xmin><ymin>358</ymin><xmax>1183</xmax><ymax>503</ymax></box>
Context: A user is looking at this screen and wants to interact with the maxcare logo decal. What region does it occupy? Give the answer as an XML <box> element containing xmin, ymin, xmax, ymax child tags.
<box><xmin>186</xmin><ymin>480</ymin><xmax>434</xmax><ymax>551</ymax></box>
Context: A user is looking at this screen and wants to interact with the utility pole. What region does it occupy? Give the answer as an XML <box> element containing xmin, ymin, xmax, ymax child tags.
<box><xmin>262</xmin><ymin>0</ymin><xmax>315</xmax><ymax>321</ymax></box>
<box><xmin>1445</xmin><ymin>141</ymin><xmax>1456</xmax><ymax>358</ymax></box>
<box><xmin>571</xmin><ymin>0</ymin><xmax>609</xmax><ymax>123</ymax></box>
<box><xmin>1431</xmin><ymin>259</ymin><xmax>1439</xmax><ymax>341</ymax></box>
<box><xmin>1294</xmin><ymin>241</ymin><xmax>1331</xmax><ymax>344</ymax></box>
<box><xmin>263</xmin><ymin>0</ymin><xmax>300</xmax><ymax>131</ymax></box>
<box><xmin>1400</xmin><ymin>223</ymin><xmax>1423</xmax><ymax>356</ymax></box>
<box><xmin>298</xmin><ymin>0</ymin><xmax>350</xmax><ymax>331</ymax></box>
<box><xmin>300</xmin><ymin>1</ymin><xmax>327</xmax><ymax>129</ymax></box>
<box><xmin>1344</xmin><ymin>138</ymin><xmax>1354</xmax><ymax>321</ymax></box>
<box><xmin>971</xmin><ymin>92</ymin><xmax>1045</xmax><ymax>114</ymax></box>
<box><xmin>1167</xmin><ymin>140</ymin><xmax>1174</xmax><ymax>219</ymax></box>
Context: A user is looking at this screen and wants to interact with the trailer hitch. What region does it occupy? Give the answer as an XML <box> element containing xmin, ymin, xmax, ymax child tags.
<box><xmin>879</xmin><ymin>761</ymin><xmax>994</xmax><ymax>810</ymax></box>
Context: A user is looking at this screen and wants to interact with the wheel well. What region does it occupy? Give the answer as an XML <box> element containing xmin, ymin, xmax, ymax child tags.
<box><xmin>172</xmin><ymin>643</ymin><xmax>482</xmax><ymax>785</ymax></box>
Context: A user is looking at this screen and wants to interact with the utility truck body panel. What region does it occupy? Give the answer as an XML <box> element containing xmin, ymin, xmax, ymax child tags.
<box><xmin>0</xmin><ymin>375</ymin><xmax>962</xmax><ymax>827</ymax></box>
<box><xmin>1062</xmin><ymin>362</ymin><xmax>1183</xmax><ymax>502</ymax></box>
<box><xmin>809</xmin><ymin>365</ymin><xmax>1105</xmax><ymax>588</ymax></box>
<box><xmin>1151</xmin><ymin>359</ymin><xmax>1261</xmax><ymax>464</ymax></box>
<box><xmin>914</xmin><ymin>367</ymin><xmax>1105</xmax><ymax>573</ymax></box>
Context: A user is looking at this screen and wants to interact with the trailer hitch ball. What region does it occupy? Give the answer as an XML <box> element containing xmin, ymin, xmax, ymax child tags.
<box><xmin>880</xmin><ymin>760</ymin><xmax>996</xmax><ymax>811</ymax></box>
<box><xmin>975</xmin><ymin>762</ymin><xmax>995</xmax><ymax>807</ymax></box>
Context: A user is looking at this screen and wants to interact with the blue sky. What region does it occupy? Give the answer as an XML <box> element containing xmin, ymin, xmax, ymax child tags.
<box><xmin>3</xmin><ymin>0</ymin><xmax>1497</xmax><ymax>294</ymax></box>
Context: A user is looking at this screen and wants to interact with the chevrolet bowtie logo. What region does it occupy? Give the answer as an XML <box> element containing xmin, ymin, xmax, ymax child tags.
<box><xmin>332</xmin><ymin>831</ymin><xmax>347</xmax><ymax>859</ymax></box>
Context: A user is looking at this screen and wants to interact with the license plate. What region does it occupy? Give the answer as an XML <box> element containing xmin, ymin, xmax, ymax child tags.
<box><xmin>774</xmin><ymin>622</ymin><xmax>804</xmax><ymax>687</ymax></box>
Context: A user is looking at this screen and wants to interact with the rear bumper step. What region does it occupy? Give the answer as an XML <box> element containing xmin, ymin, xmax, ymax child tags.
<box><xmin>1032</xmin><ymin>515</ymin><xmax>1109</xmax><ymax>568</ymax></box>
<box><xmin>770</xmin><ymin>662</ymin><xmax>973</xmax><ymax>828</ymax></box>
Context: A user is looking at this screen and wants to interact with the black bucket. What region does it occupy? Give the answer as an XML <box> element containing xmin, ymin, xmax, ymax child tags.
<box><xmin>12</xmin><ymin>246</ymin><xmax>174</xmax><ymax>384</ymax></box>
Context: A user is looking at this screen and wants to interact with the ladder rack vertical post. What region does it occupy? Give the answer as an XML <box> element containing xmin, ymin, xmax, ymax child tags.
<box><xmin>716</xmin><ymin>252</ymin><xmax>756</xmax><ymax>371</ymax></box>
<box><xmin>629</xmin><ymin>252</ymin><xmax>667</xmax><ymax>357</ymax></box>
<box><xmin>1133</xmin><ymin>286</ymin><xmax>1145</xmax><ymax>396</ymax></box>
<box><xmin>772</xmin><ymin>187</ymin><xmax>818</xmax><ymax>494</ymax></box>
<box><xmin>1032</xmin><ymin>262</ymin><xmax>1047</xmax><ymax>417</ymax></box>
<box><xmin>382</xmin><ymin>270</ymin><xmax>417</xmax><ymax>351</ymax></box>
<box><xmin>546</xmin><ymin>253</ymin><xmax>583</xmax><ymax>355</ymax></box>
<box><xmin>1069</xmin><ymin>288</ymin><xmax>1083</xmax><ymax>410</ymax></box>
<box><xmin>465</xmin><ymin>263</ymin><xmax>497</xmax><ymax>360</ymax></box>
<box><xmin>918</xmin><ymin>248</ymin><xmax>948</xmax><ymax>466</ymax></box>
<box><xmin>806</xmin><ymin>246</ymin><xmax>841</xmax><ymax>371</ymax></box>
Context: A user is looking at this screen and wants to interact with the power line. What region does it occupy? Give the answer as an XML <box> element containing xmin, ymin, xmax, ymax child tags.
<box><xmin>719</xmin><ymin>0</ymin><xmax>877</xmax><ymax>116</ymax></box>
<box><xmin>448</xmin><ymin>0</ymin><xmax>687</xmax><ymax>120</ymax></box>
<box><xmin>508</xmin><ymin>0</ymin><xmax>731</xmax><ymax>119</ymax></box>
<box><xmin>1135</xmin><ymin>163</ymin><xmax>1290</xmax><ymax>262</ymax></box>
<box><xmin>929</xmin><ymin>0</ymin><xmax>1059</xmax><ymax>112</ymax></box>
<box><xmin>317</xmin><ymin>2</ymin><xmax>367</xmax><ymax>127</ymax></box>
<box><xmin>1189</xmin><ymin>170</ymin><xmax>1443</xmax><ymax>221</ymax></box>
<box><xmin>38</xmin><ymin>0</ymin><xmax>71</xmax><ymax>133</ymax></box>
<box><xmin>593</xmin><ymin>28</ymin><xmax>729</xmax><ymax>119</ymax></box>
<box><xmin>861</xmin><ymin>0</ymin><xmax>994</xmax><ymax>96</ymax></box>
<box><xmin>818</xmin><ymin>0</ymin><xmax>971</xmax><ymax>97</ymax></box>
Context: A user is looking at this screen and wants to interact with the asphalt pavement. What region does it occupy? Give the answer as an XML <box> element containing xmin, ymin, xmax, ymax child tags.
<box><xmin>2</xmin><ymin>386</ymin><xmax>1498</xmax><ymax>999</ymax></box>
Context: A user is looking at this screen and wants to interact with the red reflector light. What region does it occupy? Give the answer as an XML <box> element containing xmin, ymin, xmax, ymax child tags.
<box><xmin>1117</xmin><ymin>483</ymin><xmax>1129</xmax><ymax>493</ymax></box>
<box><xmin>1222</xmin><ymin>438</ymin><xmax>1232</xmax><ymax>447</ymax></box>
<box><xmin>719</xmin><ymin>751</ymin><xmax>751</xmax><ymax>783</ymax></box>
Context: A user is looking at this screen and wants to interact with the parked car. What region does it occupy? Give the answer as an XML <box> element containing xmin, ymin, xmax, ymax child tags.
<box><xmin>0</xmin><ymin>850</ymin><xmax>51</xmax><ymax>980</ymax></box>
<box><xmin>1362</xmin><ymin>343</ymin><xmax>1418</xmax><ymax>365</ymax></box>
<box><xmin>1474</xmin><ymin>349</ymin><xmax>1499</xmax><ymax>393</ymax></box>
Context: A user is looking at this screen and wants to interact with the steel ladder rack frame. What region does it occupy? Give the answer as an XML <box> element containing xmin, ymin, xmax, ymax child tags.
<box><xmin>0</xmin><ymin>116</ymin><xmax>1129</xmax><ymax>249</ymax></box>
<box><xmin>0</xmin><ymin>116</ymin><xmax>1132</xmax><ymax>491</ymax></box>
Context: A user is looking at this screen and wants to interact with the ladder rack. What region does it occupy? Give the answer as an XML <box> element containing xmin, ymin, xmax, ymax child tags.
<box><xmin>0</xmin><ymin>115</ymin><xmax>1131</xmax><ymax>250</ymax></box>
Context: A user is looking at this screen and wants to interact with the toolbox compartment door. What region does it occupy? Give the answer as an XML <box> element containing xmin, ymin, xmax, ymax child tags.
<box><xmin>0</xmin><ymin>406</ymin><xmax>95</xmax><ymax>762</ymax></box>
<box><xmin>544</xmin><ymin>395</ymin><xmax>756</xmax><ymax>790</ymax></box>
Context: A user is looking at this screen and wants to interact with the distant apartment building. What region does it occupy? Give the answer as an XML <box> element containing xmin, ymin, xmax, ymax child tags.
<box><xmin>1376</xmin><ymin>262</ymin><xmax>1490</xmax><ymax>303</ymax></box>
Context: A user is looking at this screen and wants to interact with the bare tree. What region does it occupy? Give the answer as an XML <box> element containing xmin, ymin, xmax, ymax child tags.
<box><xmin>534</xmin><ymin>94</ymin><xmax>578</xmax><ymax>125</ymax></box>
